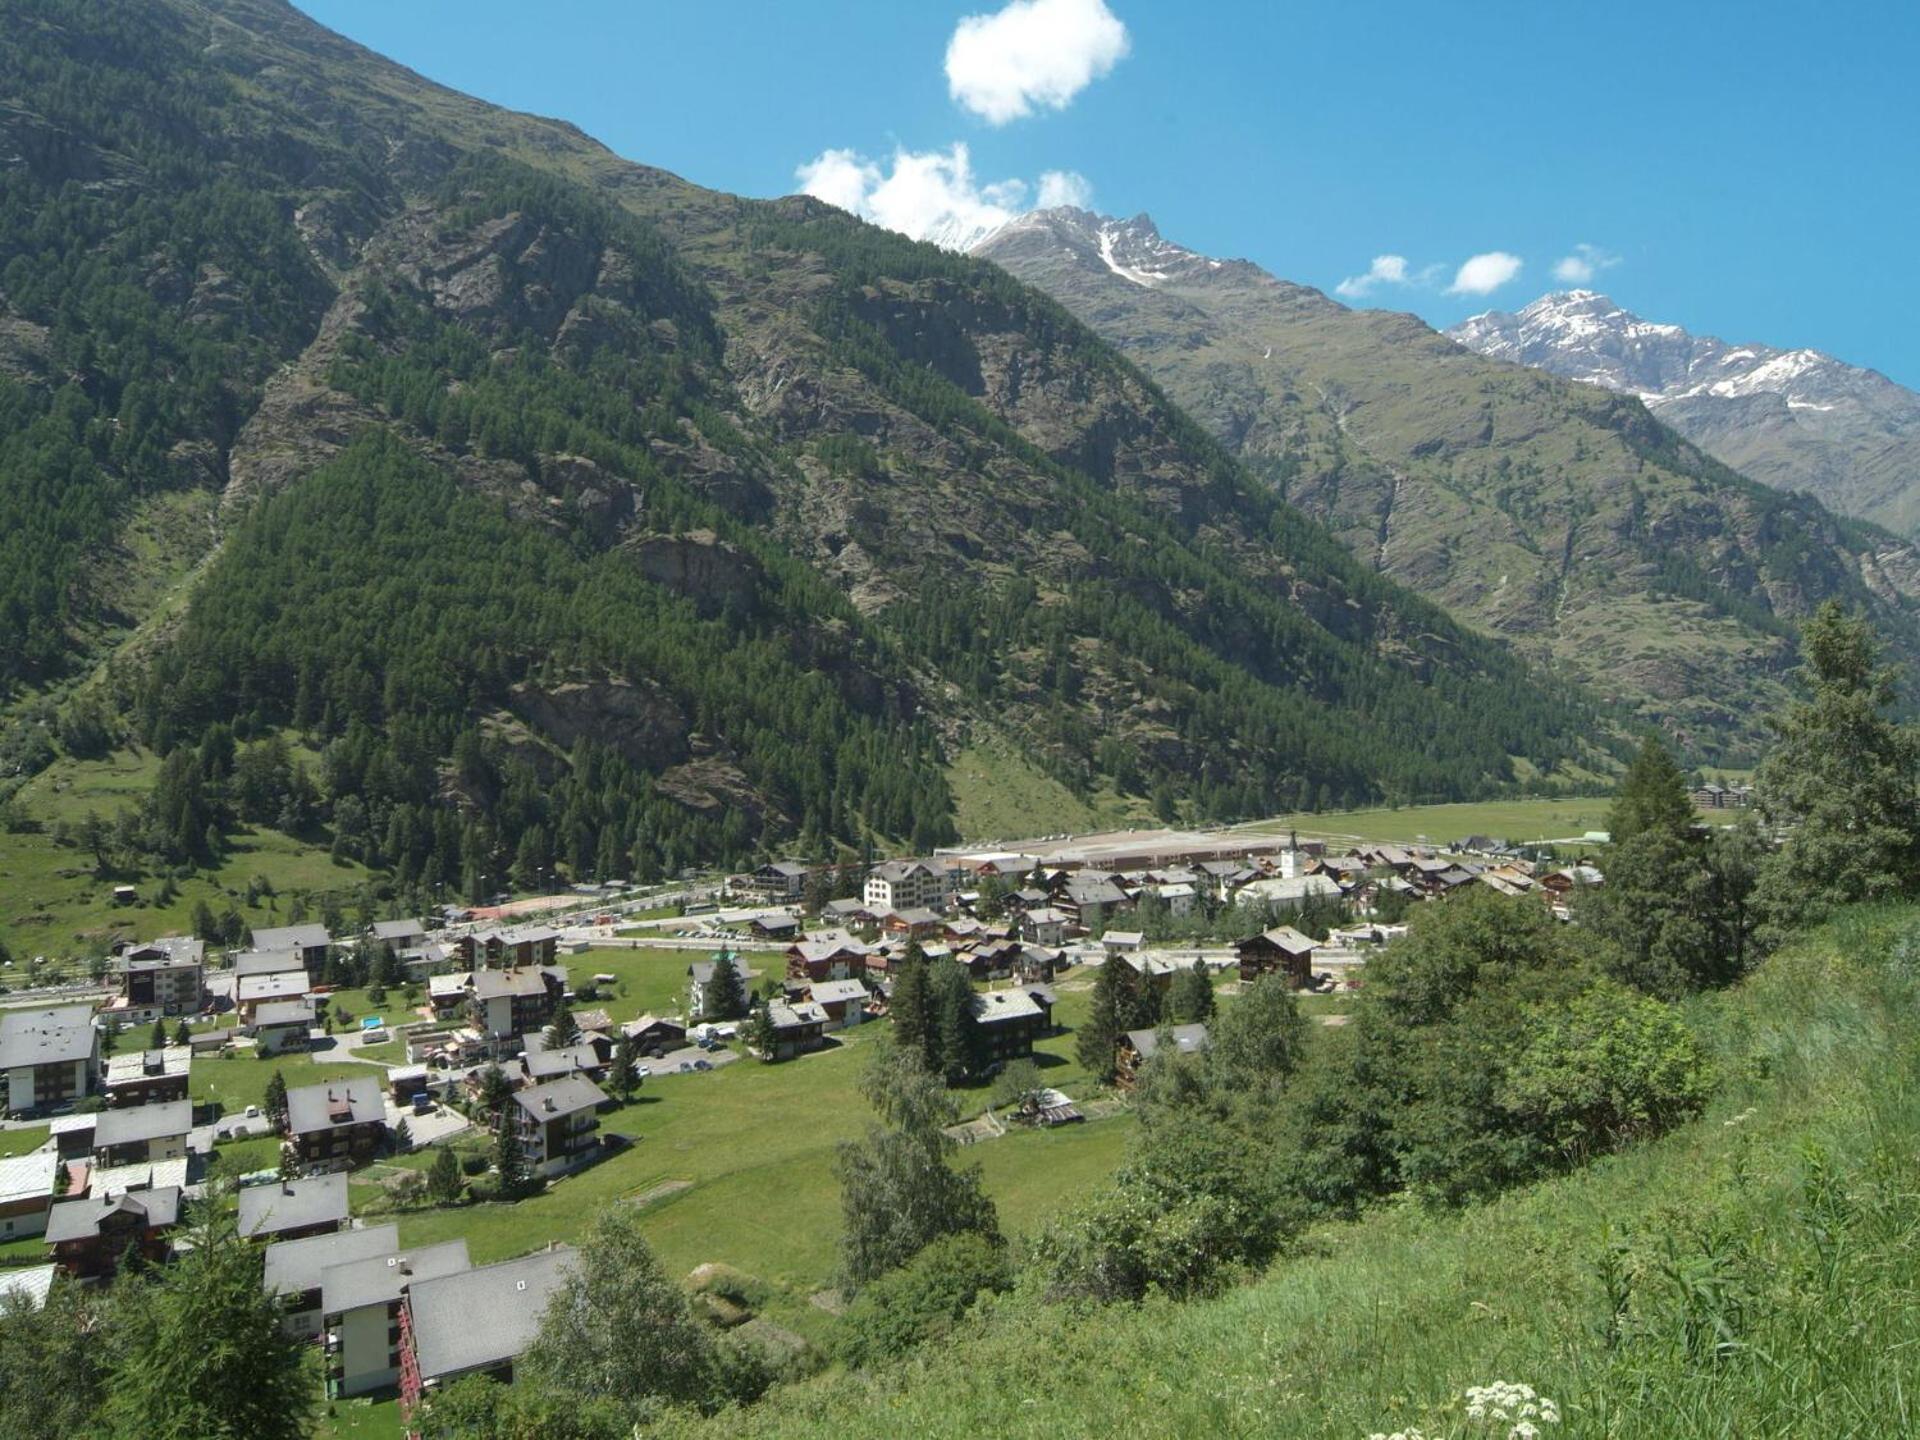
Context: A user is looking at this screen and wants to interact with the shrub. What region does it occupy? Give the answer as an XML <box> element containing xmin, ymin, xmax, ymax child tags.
<box><xmin>836</xmin><ymin>1232</ymin><xmax>1011</xmax><ymax>1368</ymax></box>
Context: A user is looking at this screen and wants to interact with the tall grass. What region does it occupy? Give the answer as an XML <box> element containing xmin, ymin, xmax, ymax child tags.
<box><xmin>651</xmin><ymin>904</ymin><xmax>1920</xmax><ymax>1440</ymax></box>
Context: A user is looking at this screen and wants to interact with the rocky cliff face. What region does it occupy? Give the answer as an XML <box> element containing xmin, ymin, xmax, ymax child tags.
<box><xmin>1449</xmin><ymin>292</ymin><xmax>1920</xmax><ymax>535</ymax></box>
<box><xmin>976</xmin><ymin>208</ymin><xmax>1920</xmax><ymax>759</ymax></box>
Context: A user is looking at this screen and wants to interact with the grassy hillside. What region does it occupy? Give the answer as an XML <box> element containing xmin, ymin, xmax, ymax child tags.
<box><xmin>646</xmin><ymin>904</ymin><xmax>1920</xmax><ymax>1440</ymax></box>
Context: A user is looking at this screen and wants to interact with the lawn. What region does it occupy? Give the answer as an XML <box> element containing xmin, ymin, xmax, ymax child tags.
<box><xmin>0</xmin><ymin>1126</ymin><xmax>50</xmax><ymax>1159</ymax></box>
<box><xmin>380</xmin><ymin>990</ymin><xmax>1135</xmax><ymax>1345</ymax></box>
<box><xmin>191</xmin><ymin>1046</ymin><xmax>381</xmax><ymax>1117</ymax></box>
<box><xmin>1238</xmin><ymin>796</ymin><xmax>1617</xmax><ymax>846</ymax></box>
<box><xmin>314</xmin><ymin>1396</ymin><xmax>403</xmax><ymax>1440</ymax></box>
<box><xmin>0</xmin><ymin>747</ymin><xmax>371</xmax><ymax>964</ymax></box>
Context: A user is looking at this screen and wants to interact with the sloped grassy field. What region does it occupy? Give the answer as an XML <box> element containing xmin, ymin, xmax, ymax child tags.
<box><xmin>649</xmin><ymin>904</ymin><xmax>1920</xmax><ymax>1440</ymax></box>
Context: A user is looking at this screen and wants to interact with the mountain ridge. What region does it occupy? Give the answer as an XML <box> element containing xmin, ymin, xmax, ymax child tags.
<box><xmin>1448</xmin><ymin>290</ymin><xmax>1920</xmax><ymax>534</ymax></box>
<box><xmin>975</xmin><ymin>206</ymin><xmax>1920</xmax><ymax>760</ymax></box>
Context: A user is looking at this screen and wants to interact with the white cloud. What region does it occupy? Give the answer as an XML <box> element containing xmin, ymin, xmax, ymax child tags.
<box><xmin>945</xmin><ymin>0</ymin><xmax>1130</xmax><ymax>125</ymax></box>
<box><xmin>1036</xmin><ymin>169</ymin><xmax>1094</xmax><ymax>209</ymax></box>
<box><xmin>1448</xmin><ymin>251</ymin><xmax>1524</xmax><ymax>296</ymax></box>
<box><xmin>1335</xmin><ymin>254</ymin><xmax>1411</xmax><ymax>299</ymax></box>
<box><xmin>1552</xmin><ymin>242</ymin><xmax>1620</xmax><ymax>285</ymax></box>
<box><xmin>798</xmin><ymin>143</ymin><xmax>1086</xmax><ymax>249</ymax></box>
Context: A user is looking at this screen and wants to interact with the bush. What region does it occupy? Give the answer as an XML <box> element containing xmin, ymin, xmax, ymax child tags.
<box><xmin>460</xmin><ymin>1152</ymin><xmax>488</xmax><ymax>1176</ymax></box>
<box><xmin>836</xmin><ymin>1232</ymin><xmax>1011</xmax><ymax>1368</ymax></box>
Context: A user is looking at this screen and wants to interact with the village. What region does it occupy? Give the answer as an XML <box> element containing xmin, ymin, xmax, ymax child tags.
<box><xmin>0</xmin><ymin>820</ymin><xmax>1614</xmax><ymax>1427</ymax></box>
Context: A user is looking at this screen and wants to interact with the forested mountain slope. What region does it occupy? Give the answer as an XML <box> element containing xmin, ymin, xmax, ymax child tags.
<box><xmin>976</xmin><ymin>210</ymin><xmax>1920</xmax><ymax>759</ymax></box>
<box><xmin>0</xmin><ymin>0</ymin><xmax>1603</xmax><ymax>886</ymax></box>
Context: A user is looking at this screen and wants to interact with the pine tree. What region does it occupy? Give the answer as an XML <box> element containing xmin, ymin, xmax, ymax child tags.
<box><xmin>493</xmin><ymin>1121</ymin><xmax>530</xmax><ymax>1200</ymax></box>
<box><xmin>262</xmin><ymin>1069</ymin><xmax>289</xmax><ymax>1129</ymax></box>
<box><xmin>1168</xmin><ymin>960</ymin><xmax>1215</xmax><ymax>1024</ymax></box>
<box><xmin>888</xmin><ymin>945</ymin><xmax>933</xmax><ymax>1067</ymax></box>
<box><xmin>1607</xmin><ymin>734</ymin><xmax>1695</xmax><ymax>845</ymax></box>
<box><xmin>171</xmin><ymin>1020</ymin><xmax>191</xmax><ymax>1048</ymax></box>
<box><xmin>544</xmin><ymin>1003</ymin><xmax>582</xmax><ymax>1048</ymax></box>
<box><xmin>477</xmin><ymin>1063</ymin><xmax>514</xmax><ymax>1117</ymax></box>
<box><xmin>701</xmin><ymin>952</ymin><xmax>747</xmax><ymax>1021</ymax></box>
<box><xmin>147</xmin><ymin>1020</ymin><xmax>167</xmax><ymax>1051</ymax></box>
<box><xmin>1753</xmin><ymin>602</ymin><xmax>1920</xmax><ymax>939</ymax></box>
<box><xmin>428</xmin><ymin>1144</ymin><xmax>464</xmax><ymax>1205</ymax></box>
<box><xmin>100</xmin><ymin>1020</ymin><xmax>119</xmax><ymax>1059</ymax></box>
<box><xmin>609</xmin><ymin>1034</ymin><xmax>640</xmax><ymax>1100</ymax></box>
<box><xmin>1076</xmin><ymin>956</ymin><xmax>1139</xmax><ymax>1083</ymax></box>
<box><xmin>928</xmin><ymin>961</ymin><xmax>979</xmax><ymax>1085</ymax></box>
<box><xmin>745</xmin><ymin>1002</ymin><xmax>777</xmax><ymax>1062</ymax></box>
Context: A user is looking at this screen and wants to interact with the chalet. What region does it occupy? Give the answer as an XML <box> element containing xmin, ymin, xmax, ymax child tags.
<box><xmin>1119</xmin><ymin>951</ymin><xmax>1183</xmax><ymax>995</ymax></box>
<box><xmin>882</xmin><ymin>907</ymin><xmax>944</xmax><ymax>941</ymax></box>
<box><xmin>1117</xmin><ymin>1022</ymin><xmax>1211</xmax><ymax>1087</ymax></box>
<box><xmin>619</xmin><ymin>1014</ymin><xmax>687</xmax><ymax>1056</ymax></box>
<box><xmin>399</xmin><ymin>1247</ymin><xmax>576</xmax><ymax>1406</ymax></box>
<box><xmin>369</xmin><ymin>918</ymin><xmax>429</xmax><ymax>951</ymax></box>
<box><xmin>1235</xmin><ymin>927</ymin><xmax>1318</xmax><ymax>986</ymax></box>
<box><xmin>106</xmin><ymin>937</ymin><xmax>206</xmax><ymax>1022</ymax></box>
<box><xmin>399</xmin><ymin>941</ymin><xmax>459</xmax><ymax>980</ymax></box>
<box><xmin>1020</xmin><ymin>907</ymin><xmax>1070</xmax><ymax>947</ymax></box>
<box><xmin>102</xmin><ymin>1046</ymin><xmax>191</xmax><ymax>1108</ymax></box>
<box><xmin>0</xmin><ymin>1150</ymin><xmax>57</xmax><ymax>1243</ymax></box>
<box><xmin>1153</xmin><ymin>882</ymin><xmax>1198</xmax><ymax>918</ymax></box>
<box><xmin>1540</xmin><ymin>865</ymin><xmax>1605</xmax><ymax>898</ymax></box>
<box><xmin>250</xmin><ymin>924</ymin><xmax>333</xmax><ymax>975</ymax></box>
<box><xmin>1007</xmin><ymin>887</ymin><xmax>1052</xmax><ymax>914</ymax></box>
<box><xmin>962</xmin><ymin>938</ymin><xmax>1025</xmax><ymax>981</ymax></box>
<box><xmin>235</xmin><ymin>966</ymin><xmax>311</xmax><ymax>1024</ymax></box>
<box><xmin>1015</xmin><ymin>1086</ymin><xmax>1084</xmax><ymax>1127</ymax></box>
<box><xmin>0</xmin><ymin>1004</ymin><xmax>100</xmax><ymax>1117</ymax></box>
<box><xmin>748</xmin><ymin>912</ymin><xmax>801</xmax><ymax>942</ymax></box>
<box><xmin>1235</xmin><ymin>873</ymin><xmax>1343</xmax><ymax>911</ymax></box>
<box><xmin>786</xmin><ymin>934</ymin><xmax>873</xmax><ymax>983</ymax></box>
<box><xmin>1061</xmin><ymin>874</ymin><xmax>1131</xmax><ymax>924</ymax></box>
<box><xmin>427</xmin><ymin>972</ymin><xmax>471</xmax><ymax>1021</ymax></box>
<box><xmin>187</xmin><ymin>1027</ymin><xmax>235</xmax><ymax>1057</ymax></box>
<box><xmin>238</xmin><ymin>1172</ymin><xmax>350</xmax><ymax>1243</ymax></box>
<box><xmin>45</xmin><ymin>1186</ymin><xmax>179</xmax><ymax>1278</ymax></box>
<box><xmin>969</xmin><ymin>988</ymin><xmax>1052</xmax><ymax>1065</ymax></box>
<box><xmin>252</xmin><ymin>998</ymin><xmax>317</xmax><ymax>1056</ymax></box>
<box><xmin>759</xmin><ymin>1000</ymin><xmax>828</xmax><ymax>1061</ymax></box>
<box><xmin>285</xmin><ymin>1076</ymin><xmax>388</xmax><ymax>1172</ymax></box>
<box><xmin>516</xmin><ymin>1038</ymin><xmax>605</xmax><ymax>1088</ymax></box>
<box><xmin>865</xmin><ymin>859</ymin><xmax>953</xmax><ymax>914</ymax></box>
<box><xmin>92</xmin><ymin>1098</ymin><xmax>192</xmax><ymax>1168</ymax></box>
<box><xmin>468</xmin><ymin>967</ymin><xmax>567</xmax><ymax>1046</ymax></box>
<box><xmin>732</xmin><ymin>860</ymin><xmax>812</xmax><ymax>903</ymax></box>
<box><xmin>806</xmin><ymin>978</ymin><xmax>870</xmax><ymax>1030</ymax></box>
<box><xmin>321</xmin><ymin>1239</ymin><xmax>472</xmax><ymax>1398</ymax></box>
<box><xmin>510</xmin><ymin>1075</ymin><xmax>608</xmax><ymax>1178</ymax></box>
<box><xmin>263</xmin><ymin>1222</ymin><xmax>401</xmax><ymax>1340</ymax></box>
<box><xmin>469</xmin><ymin>925</ymin><xmax>561</xmax><ymax>970</ymax></box>
<box><xmin>822</xmin><ymin>897</ymin><xmax>882</xmax><ymax>930</ymax></box>
<box><xmin>1100</xmin><ymin>930</ymin><xmax>1145</xmax><ymax>955</ymax></box>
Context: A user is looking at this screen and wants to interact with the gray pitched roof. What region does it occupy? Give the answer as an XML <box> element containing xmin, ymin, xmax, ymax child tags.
<box><xmin>371</xmin><ymin>919</ymin><xmax>427</xmax><ymax>942</ymax></box>
<box><xmin>44</xmin><ymin>1186</ymin><xmax>181</xmax><ymax>1244</ymax></box>
<box><xmin>252</xmin><ymin>998</ymin><xmax>317</xmax><ymax>1028</ymax></box>
<box><xmin>250</xmin><ymin>924</ymin><xmax>332</xmax><ymax>952</ymax></box>
<box><xmin>237</xmin><ymin>1172</ymin><xmax>349</xmax><ymax>1239</ymax></box>
<box><xmin>406</xmin><ymin>1247</ymin><xmax>576</xmax><ymax>1382</ymax></box>
<box><xmin>511</xmin><ymin>1074</ymin><xmax>607</xmax><ymax>1121</ymax></box>
<box><xmin>321</xmin><ymin>1239</ymin><xmax>470</xmax><ymax>1316</ymax></box>
<box><xmin>969</xmin><ymin>989</ymin><xmax>1044</xmax><ymax>1025</ymax></box>
<box><xmin>470</xmin><ymin>967</ymin><xmax>557</xmax><ymax>1001</ymax></box>
<box><xmin>263</xmin><ymin>1223</ymin><xmax>400</xmax><ymax>1297</ymax></box>
<box><xmin>231</xmin><ymin>949</ymin><xmax>305</xmax><ymax>977</ymax></box>
<box><xmin>0</xmin><ymin>1264</ymin><xmax>55</xmax><ymax>1311</ymax></box>
<box><xmin>1125</xmin><ymin>1023</ymin><xmax>1211</xmax><ymax>1061</ymax></box>
<box><xmin>92</xmin><ymin>1099</ymin><xmax>192</xmax><ymax>1149</ymax></box>
<box><xmin>0</xmin><ymin>1004</ymin><xmax>97</xmax><ymax>1071</ymax></box>
<box><xmin>284</xmin><ymin>1075</ymin><xmax>385</xmax><ymax>1137</ymax></box>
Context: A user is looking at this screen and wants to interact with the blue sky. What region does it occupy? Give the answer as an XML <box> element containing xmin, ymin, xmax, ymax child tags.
<box><xmin>296</xmin><ymin>0</ymin><xmax>1920</xmax><ymax>387</ymax></box>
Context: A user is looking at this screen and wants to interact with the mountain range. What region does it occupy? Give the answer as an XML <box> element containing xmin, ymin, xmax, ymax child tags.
<box><xmin>0</xmin><ymin>0</ymin><xmax>1610</xmax><ymax>880</ymax></box>
<box><xmin>973</xmin><ymin>209</ymin><xmax>1920</xmax><ymax>758</ymax></box>
<box><xmin>1449</xmin><ymin>291</ymin><xmax>1920</xmax><ymax>535</ymax></box>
